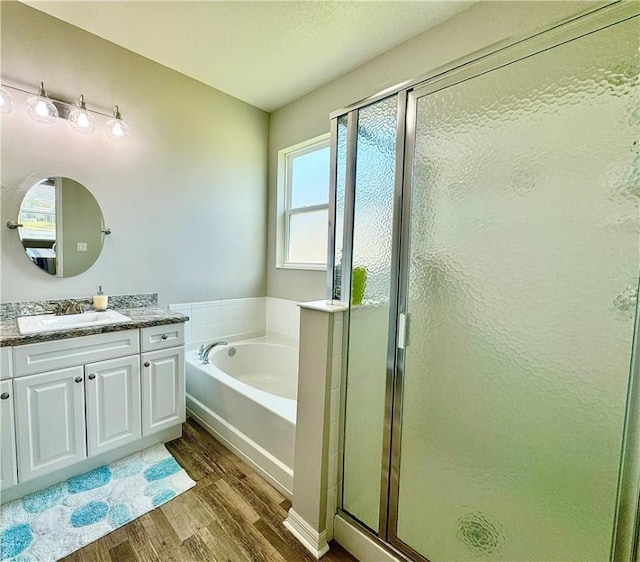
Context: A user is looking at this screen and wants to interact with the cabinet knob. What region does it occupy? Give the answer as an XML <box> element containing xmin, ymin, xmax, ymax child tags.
<box><xmin>161</xmin><ymin>334</ymin><xmax>168</xmax><ymax>340</ymax></box>
<box><xmin>75</xmin><ymin>376</ymin><xmax>83</xmax><ymax>383</ymax></box>
<box><xmin>144</xmin><ymin>361</ymin><xmax>150</xmax><ymax>367</ymax></box>
<box><xmin>0</xmin><ymin>392</ymin><xmax>9</xmax><ymax>400</ymax></box>
<box><xmin>88</xmin><ymin>374</ymin><xmax>96</xmax><ymax>380</ymax></box>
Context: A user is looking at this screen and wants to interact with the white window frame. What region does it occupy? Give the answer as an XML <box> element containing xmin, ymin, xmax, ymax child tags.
<box><xmin>276</xmin><ymin>133</ymin><xmax>330</xmax><ymax>270</ymax></box>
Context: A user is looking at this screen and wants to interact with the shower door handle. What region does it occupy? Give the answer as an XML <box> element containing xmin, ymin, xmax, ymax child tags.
<box><xmin>398</xmin><ymin>312</ymin><xmax>410</xmax><ymax>349</ymax></box>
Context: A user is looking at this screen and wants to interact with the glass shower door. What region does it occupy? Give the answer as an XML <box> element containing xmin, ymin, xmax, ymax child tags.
<box><xmin>342</xmin><ymin>95</ymin><xmax>399</xmax><ymax>532</ymax></box>
<box><xmin>392</xmin><ymin>15</ymin><xmax>639</xmax><ymax>562</ymax></box>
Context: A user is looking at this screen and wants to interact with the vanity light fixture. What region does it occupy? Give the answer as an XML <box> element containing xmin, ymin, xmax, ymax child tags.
<box><xmin>0</xmin><ymin>82</ymin><xmax>131</xmax><ymax>140</ymax></box>
<box><xmin>68</xmin><ymin>94</ymin><xmax>96</xmax><ymax>134</ymax></box>
<box><xmin>25</xmin><ymin>82</ymin><xmax>59</xmax><ymax>123</ymax></box>
<box><xmin>106</xmin><ymin>105</ymin><xmax>131</xmax><ymax>141</ymax></box>
<box><xmin>0</xmin><ymin>87</ymin><xmax>14</xmax><ymax>114</ymax></box>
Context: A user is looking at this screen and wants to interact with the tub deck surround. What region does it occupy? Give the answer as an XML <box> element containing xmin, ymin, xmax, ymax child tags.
<box><xmin>0</xmin><ymin>306</ymin><xmax>188</xmax><ymax>347</ymax></box>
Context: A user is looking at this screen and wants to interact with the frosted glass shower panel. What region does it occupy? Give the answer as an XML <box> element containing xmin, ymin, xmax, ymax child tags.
<box><xmin>396</xmin><ymin>18</ymin><xmax>639</xmax><ymax>561</ymax></box>
<box><xmin>342</xmin><ymin>96</ymin><xmax>398</xmax><ymax>531</ymax></box>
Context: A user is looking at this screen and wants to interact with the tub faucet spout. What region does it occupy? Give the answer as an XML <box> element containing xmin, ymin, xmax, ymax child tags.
<box><xmin>200</xmin><ymin>341</ymin><xmax>228</xmax><ymax>364</ymax></box>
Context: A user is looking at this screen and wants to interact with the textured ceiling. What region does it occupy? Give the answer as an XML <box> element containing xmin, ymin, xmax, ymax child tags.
<box><xmin>21</xmin><ymin>1</ymin><xmax>474</xmax><ymax>112</ymax></box>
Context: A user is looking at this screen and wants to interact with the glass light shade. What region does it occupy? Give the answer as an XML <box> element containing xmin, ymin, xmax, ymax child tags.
<box><xmin>106</xmin><ymin>106</ymin><xmax>131</xmax><ymax>141</ymax></box>
<box><xmin>25</xmin><ymin>83</ymin><xmax>58</xmax><ymax>123</ymax></box>
<box><xmin>69</xmin><ymin>95</ymin><xmax>95</xmax><ymax>134</ymax></box>
<box><xmin>0</xmin><ymin>87</ymin><xmax>14</xmax><ymax>114</ymax></box>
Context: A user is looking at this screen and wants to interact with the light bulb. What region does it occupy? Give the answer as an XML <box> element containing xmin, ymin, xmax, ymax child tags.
<box><xmin>68</xmin><ymin>94</ymin><xmax>95</xmax><ymax>134</ymax></box>
<box><xmin>106</xmin><ymin>105</ymin><xmax>131</xmax><ymax>141</ymax></box>
<box><xmin>35</xmin><ymin>99</ymin><xmax>49</xmax><ymax>117</ymax></box>
<box><xmin>0</xmin><ymin>87</ymin><xmax>14</xmax><ymax>114</ymax></box>
<box><xmin>77</xmin><ymin>112</ymin><xmax>90</xmax><ymax>128</ymax></box>
<box><xmin>25</xmin><ymin>82</ymin><xmax>58</xmax><ymax>123</ymax></box>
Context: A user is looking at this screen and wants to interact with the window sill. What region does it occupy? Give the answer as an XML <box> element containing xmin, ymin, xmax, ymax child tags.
<box><xmin>276</xmin><ymin>263</ymin><xmax>327</xmax><ymax>272</ymax></box>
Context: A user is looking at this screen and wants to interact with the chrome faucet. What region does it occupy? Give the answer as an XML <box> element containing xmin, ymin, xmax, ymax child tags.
<box><xmin>56</xmin><ymin>299</ymin><xmax>85</xmax><ymax>316</ymax></box>
<box><xmin>199</xmin><ymin>341</ymin><xmax>227</xmax><ymax>364</ymax></box>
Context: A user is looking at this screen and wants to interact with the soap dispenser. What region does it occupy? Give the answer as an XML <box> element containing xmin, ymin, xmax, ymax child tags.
<box><xmin>93</xmin><ymin>286</ymin><xmax>108</xmax><ymax>310</ymax></box>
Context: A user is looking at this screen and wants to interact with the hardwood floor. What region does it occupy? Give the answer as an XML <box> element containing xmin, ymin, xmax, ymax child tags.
<box><xmin>62</xmin><ymin>419</ymin><xmax>358</xmax><ymax>562</ymax></box>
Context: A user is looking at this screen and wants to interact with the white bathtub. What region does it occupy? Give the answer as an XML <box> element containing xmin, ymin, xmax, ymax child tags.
<box><xmin>185</xmin><ymin>338</ymin><xmax>298</xmax><ymax>497</ymax></box>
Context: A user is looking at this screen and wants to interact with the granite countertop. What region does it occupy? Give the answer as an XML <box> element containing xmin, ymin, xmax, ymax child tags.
<box><xmin>0</xmin><ymin>307</ymin><xmax>189</xmax><ymax>348</ymax></box>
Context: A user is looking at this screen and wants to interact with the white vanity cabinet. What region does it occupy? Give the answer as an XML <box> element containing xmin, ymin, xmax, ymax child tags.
<box><xmin>5</xmin><ymin>322</ymin><xmax>185</xmax><ymax>489</ymax></box>
<box><xmin>140</xmin><ymin>324</ymin><xmax>185</xmax><ymax>436</ymax></box>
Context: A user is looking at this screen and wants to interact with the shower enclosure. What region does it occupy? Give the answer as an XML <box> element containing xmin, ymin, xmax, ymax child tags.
<box><xmin>328</xmin><ymin>4</ymin><xmax>640</xmax><ymax>561</ymax></box>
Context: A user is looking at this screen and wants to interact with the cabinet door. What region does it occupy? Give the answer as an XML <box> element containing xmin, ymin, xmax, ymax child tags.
<box><xmin>141</xmin><ymin>347</ymin><xmax>185</xmax><ymax>436</ymax></box>
<box><xmin>0</xmin><ymin>380</ymin><xmax>18</xmax><ymax>489</ymax></box>
<box><xmin>14</xmin><ymin>366</ymin><xmax>86</xmax><ymax>482</ymax></box>
<box><xmin>85</xmin><ymin>355</ymin><xmax>141</xmax><ymax>457</ymax></box>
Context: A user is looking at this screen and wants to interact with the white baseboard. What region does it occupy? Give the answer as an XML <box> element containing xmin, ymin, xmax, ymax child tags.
<box><xmin>334</xmin><ymin>513</ymin><xmax>401</xmax><ymax>562</ymax></box>
<box><xmin>284</xmin><ymin>508</ymin><xmax>330</xmax><ymax>559</ymax></box>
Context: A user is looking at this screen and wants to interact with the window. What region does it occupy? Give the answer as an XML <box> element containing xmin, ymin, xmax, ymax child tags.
<box><xmin>18</xmin><ymin>179</ymin><xmax>56</xmax><ymax>241</ymax></box>
<box><xmin>277</xmin><ymin>134</ymin><xmax>330</xmax><ymax>269</ymax></box>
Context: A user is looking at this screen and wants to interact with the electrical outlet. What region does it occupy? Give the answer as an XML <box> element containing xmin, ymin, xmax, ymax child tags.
<box><xmin>77</xmin><ymin>242</ymin><xmax>88</xmax><ymax>252</ymax></box>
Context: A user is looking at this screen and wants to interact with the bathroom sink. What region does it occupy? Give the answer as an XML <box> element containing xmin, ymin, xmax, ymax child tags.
<box><xmin>17</xmin><ymin>309</ymin><xmax>131</xmax><ymax>335</ymax></box>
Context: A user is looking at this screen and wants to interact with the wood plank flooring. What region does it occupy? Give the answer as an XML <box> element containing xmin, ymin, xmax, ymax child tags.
<box><xmin>62</xmin><ymin>419</ymin><xmax>358</xmax><ymax>562</ymax></box>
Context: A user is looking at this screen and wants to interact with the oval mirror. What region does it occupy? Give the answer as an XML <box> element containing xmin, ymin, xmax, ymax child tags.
<box><xmin>17</xmin><ymin>177</ymin><xmax>106</xmax><ymax>277</ymax></box>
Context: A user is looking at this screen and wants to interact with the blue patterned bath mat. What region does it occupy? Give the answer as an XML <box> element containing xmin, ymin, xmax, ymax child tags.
<box><xmin>0</xmin><ymin>443</ymin><xmax>195</xmax><ymax>561</ymax></box>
